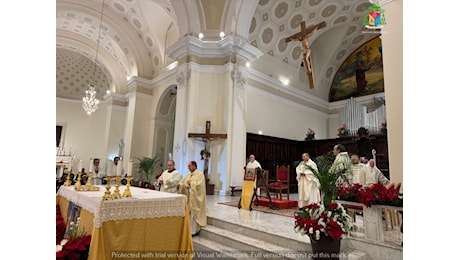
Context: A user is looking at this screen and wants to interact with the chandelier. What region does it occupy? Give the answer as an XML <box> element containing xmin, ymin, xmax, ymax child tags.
<box><xmin>82</xmin><ymin>0</ymin><xmax>105</xmax><ymax>115</ymax></box>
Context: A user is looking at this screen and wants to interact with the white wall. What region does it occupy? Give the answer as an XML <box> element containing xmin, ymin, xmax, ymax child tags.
<box><xmin>380</xmin><ymin>0</ymin><xmax>403</xmax><ymax>186</ymax></box>
<box><xmin>56</xmin><ymin>99</ymin><xmax>109</xmax><ymax>170</ymax></box>
<box><xmin>246</xmin><ymin>85</ymin><xmax>329</xmax><ymax>141</ymax></box>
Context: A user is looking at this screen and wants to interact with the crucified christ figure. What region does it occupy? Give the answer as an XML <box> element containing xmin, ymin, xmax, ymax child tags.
<box><xmin>285</xmin><ymin>21</ymin><xmax>326</xmax><ymax>89</ymax></box>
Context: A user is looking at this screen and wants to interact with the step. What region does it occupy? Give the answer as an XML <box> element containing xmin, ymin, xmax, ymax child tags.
<box><xmin>207</xmin><ymin>215</ymin><xmax>308</xmax><ymax>252</ymax></box>
<box><xmin>194</xmin><ymin>233</ymin><xmax>369</xmax><ymax>260</ymax></box>
<box><xmin>196</xmin><ymin>218</ymin><xmax>369</xmax><ymax>260</ymax></box>
<box><xmin>199</xmin><ymin>224</ymin><xmax>297</xmax><ymax>259</ymax></box>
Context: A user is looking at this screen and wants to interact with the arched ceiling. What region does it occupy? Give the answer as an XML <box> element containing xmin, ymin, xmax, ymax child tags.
<box><xmin>56</xmin><ymin>0</ymin><xmax>383</xmax><ymax>102</ymax></box>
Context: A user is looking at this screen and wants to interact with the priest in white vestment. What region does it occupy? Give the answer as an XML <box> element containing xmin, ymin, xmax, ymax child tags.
<box><xmin>359</xmin><ymin>159</ymin><xmax>390</xmax><ymax>187</ymax></box>
<box><xmin>178</xmin><ymin>160</ymin><xmax>207</xmax><ymax>236</ymax></box>
<box><xmin>91</xmin><ymin>158</ymin><xmax>106</xmax><ymax>185</ymax></box>
<box><xmin>296</xmin><ymin>153</ymin><xmax>321</xmax><ymax>207</ymax></box>
<box><xmin>330</xmin><ymin>144</ymin><xmax>352</xmax><ymax>186</ymax></box>
<box><xmin>158</xmin><ymin>160</ymin><xmax>181</xmax><ymax>193</ymax></box>
<box><xmin>350</xmin><ymin>154</ymin><xmax>365</xmax><ymax>185</ymax></box>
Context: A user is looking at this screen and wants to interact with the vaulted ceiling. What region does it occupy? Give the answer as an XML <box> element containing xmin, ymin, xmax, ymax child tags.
<box><xmin>56</xmin><ymin>0</ymin><xmax>381</xmax><ymax>102</ymax></box>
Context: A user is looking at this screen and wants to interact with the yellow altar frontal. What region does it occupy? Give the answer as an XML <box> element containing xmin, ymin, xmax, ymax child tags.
<box><xmin>56</xmin><ymin>186</ymin><xmax>194</xmax><ymax>260</ymax></box>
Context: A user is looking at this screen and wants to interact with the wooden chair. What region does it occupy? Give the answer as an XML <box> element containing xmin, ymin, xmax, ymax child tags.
<box><xmin>268</xmin><ymin>165</ymin><xmax>290</xmax><ymax>200</ymax></box>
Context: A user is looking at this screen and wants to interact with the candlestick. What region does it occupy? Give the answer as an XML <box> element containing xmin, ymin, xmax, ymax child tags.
<box><xmin>63</xmin><ymin>167</ymin><xmax>71</xmax><ymax>186</ymax></box>
<box><xmin>107</xmin><ymin>160</ymin><xmax>113</xmax><ymax>177</ymax></box>
<box><xmin>89</xmin><ymin>158</ymin><xmax>94</xmax><ymax>172</ymax></box>
<box><xmin>111</xmin><ymin>175</ymin><xmax>122</xmax><ymax>199</ymax></box>
<box><xmin>74</xmin><ymin>171</ymin><xmax>82</xmax><ymax>189</ymax></box>
<box><xmin>122</xmin><ymin>176</ymin><xmax>132</xmax><ymax>198</ymax></box>
<box><xmin>78</xmin><ymin>160</ymin><xmax>83</xmax><ymax>173</ymax></box>
<box><xmin>127</xmin><ymin>159</ymin><xmax>133</xmax><ymax>177</ymax></box>
<box><xmin>102</xmin><ymin>176</ymin><xmax>113</xmax><ymax>200</ymax></box>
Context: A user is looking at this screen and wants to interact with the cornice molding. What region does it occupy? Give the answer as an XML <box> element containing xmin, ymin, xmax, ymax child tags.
<box><xmin>247</xmin><ymin>68</ymin><xmax>330</xmax><ymax>109</ymax></box>
<box><xmin>167</xmin><ymin>34</ymin><xmax>263</xmax><ymax>62</ymax></box>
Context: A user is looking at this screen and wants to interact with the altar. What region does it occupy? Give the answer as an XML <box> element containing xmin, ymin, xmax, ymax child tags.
<box><xmin>56</xmin><ymin>186</ymin><xmax>194</xmax><ymax>259</ymax></box>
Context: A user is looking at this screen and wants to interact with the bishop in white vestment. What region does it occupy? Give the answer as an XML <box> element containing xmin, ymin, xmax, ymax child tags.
<box><xmin>296</xmin><ymin>153</ymin><xmax>321</xmax><ymax>208</ymax></box>
<box><xmin>359</xmin><ymin>159</ymin><xmax>390</xmax><ymax>187</ymax></box>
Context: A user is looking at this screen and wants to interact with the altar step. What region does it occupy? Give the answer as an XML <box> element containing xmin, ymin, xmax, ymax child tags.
<box><xmin>192</xmin><ymin>216</ymin><xmax>369</xmax><ymax>260</ymax></box>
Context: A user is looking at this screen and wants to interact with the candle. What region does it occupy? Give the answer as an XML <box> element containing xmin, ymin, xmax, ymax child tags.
<box><xmin>127</xmin><ymin>159</ymin><xmax>133</xmax><ymax>176</ymax></box>
<box><xmin>116</xmin><ymin>159</ymin><xmax>122</xmax><ymax>176</ymax></box>
<box><xmin>78</xmin><ymin>160</ymin><xmax>83</xmax><ymax>172</ymax></box>
<box><xmin>89</xmin><ymin>158</ymin><xmax>94</xmax><ymax>172</ymax></box>
<box><xmin>168</xmin><ymin>153</ymin><xmax>172</xmax><ymax>160</ymax></box>
<box><xmin>107</xmin><ymin>160</ymin><xmax>113</xmax><ymax>176</ymax></box>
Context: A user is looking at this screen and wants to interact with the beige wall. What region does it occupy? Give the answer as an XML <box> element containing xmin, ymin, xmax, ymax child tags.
<box><xmin>246</xmin><ymin>86</ymin><xmax>329</xmax><ymax>141</ymax></box>
<box><xmin>56</xmin><ymin>99</ymin><xmax>110</xmax><ymax>170</ymax></box>
<box><xmin>381</xmin><ymin>0</ymin><xmax>403</xmax><ymax>186</ymax></box>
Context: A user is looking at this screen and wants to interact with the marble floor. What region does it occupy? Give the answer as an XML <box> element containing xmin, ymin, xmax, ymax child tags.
<box><xmin>202</xmin><ymin>193</ymin><xmax>306</xmax><ymax>243</ymax></box>
<box><xmin>200</xmin><ymin>192</ymin><xmax>402</xmax><ymax>247</ymax></box>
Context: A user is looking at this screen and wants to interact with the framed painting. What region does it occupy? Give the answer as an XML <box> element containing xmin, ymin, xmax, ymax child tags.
<box><xmin>329</xmin><ymin>36</ymin><xmax>385</xmax><ymax>102</ymax></box>
<box><xmin>244</xmin><ymin>167</ymin><xmax>256</xmax><ymax>181</ymax></box>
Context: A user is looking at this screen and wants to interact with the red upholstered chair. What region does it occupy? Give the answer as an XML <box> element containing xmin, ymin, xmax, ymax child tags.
<box><xmin>268</xmin><ymin>165</ymin><xmax>290</xmax><ymax>200</ymax></box>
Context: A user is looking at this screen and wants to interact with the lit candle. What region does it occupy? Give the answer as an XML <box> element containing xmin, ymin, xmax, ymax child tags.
<box><xmin>127</xmin><ymin>159</ymin><xmax>133</xmax><ymax>176</ymax></box>
<box><xmin>107</xmin><ymin>160</ymin><xmax>113</xmax><ymax>176</ymax></box>
<box><xmin>116</xmin><ymin>159</ymin><xmax>122</xmax><ymax>176</ymax></box>
<box><xmin>78</xmin><ymin>160</ymin><xmax>83</xmax><ymax>173</ymax></box>
<box><xmin>89</xmin><ymin>158</ymin><xmax>94</xmax><ymax>172</ymax></box>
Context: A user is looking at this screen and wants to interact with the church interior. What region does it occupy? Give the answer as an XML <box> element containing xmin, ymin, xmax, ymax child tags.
<box><xmin>56</xmin><ymin>0</ymin><xmax>403</xmax><ymax>259</ymax></box>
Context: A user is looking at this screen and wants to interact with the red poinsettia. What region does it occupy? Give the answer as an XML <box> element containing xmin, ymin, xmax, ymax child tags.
<box><xmin>338</xmin><ymin>183</ymin><xmax>403</xmax><ymax>207</ymax></box>
<box><xmin>294</xmin><ymin>202</ymin><xmax>352</xmax><ymax>241</ymax></box>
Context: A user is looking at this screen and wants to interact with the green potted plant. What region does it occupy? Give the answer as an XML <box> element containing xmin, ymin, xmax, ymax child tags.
<box><xmin>294</xmin><ymin>152</ymin><xmax>352</xmax><ymax>260</ymax></box>
<box><xmin>136</xmin><ymin>155</ymin><xmax>161</xmax><ymax>188</ymax></box>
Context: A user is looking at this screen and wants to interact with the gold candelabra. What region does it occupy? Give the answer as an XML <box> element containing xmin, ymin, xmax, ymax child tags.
<box><xmin>122</xmin><ymin>176</ymin><xmax>132</xmax><ymax>198</ymax></box>
<box><xmin>63</xmin><ymin>168</ymin><xmax>71</xmax><ymax>186</ymax></box>
<box><xmin>74</xmin><ymin>171</ymin><xmax>100</xmax><ymax>191</ymax></box>
<box><xmin>74</xmin><ymin>171</ymin><xmax>82</xmax><ymax>189</ymax></box>
<box><xmin>102</xmin><ymin>176</ymin><xmax>113</xmax><ymax>200</ymax></box>
<box><xmin>85</xmin><ymin>172</ymin><xmax>93</xmax><ymax>187</ymax></box>
<box><xmin>111</xmin><ymin>175</ymin><xmax>122</xmax><ymax>199</ymax></box>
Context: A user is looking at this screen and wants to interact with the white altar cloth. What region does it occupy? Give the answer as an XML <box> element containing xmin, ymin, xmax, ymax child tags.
<box><xmin>57</xmin><ymin>185</ymin><xmax>186</xmax><ymax>228</ymax></box>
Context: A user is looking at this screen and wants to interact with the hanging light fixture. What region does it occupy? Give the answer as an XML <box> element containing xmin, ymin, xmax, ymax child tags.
<box><xmin>82</xmin><ymin>0</ymin><xmax>105</xmax><ymax>115</ymax></box>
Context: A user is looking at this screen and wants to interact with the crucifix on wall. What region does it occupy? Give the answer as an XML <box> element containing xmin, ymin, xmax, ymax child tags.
<box><xmin>285</xmin><ymin>21</ymin><xmax>326</xmax><ymax>89</ymax></box>
<box><xmin>188</xmin><ymin>121</ymin><xmax>227</xmax><ymax>195</ymax></box>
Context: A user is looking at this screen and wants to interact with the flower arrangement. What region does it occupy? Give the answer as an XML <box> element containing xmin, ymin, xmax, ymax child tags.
<box><xmin>379</xmin><ymin>120</ymin><xmax>387</xmax><ymax>135</ymax></box>
<box><xmin>337</xmin><ymin>183</ymin><xmax>402</xmax><ymax>208</ymax></box>
<box><xmin>294</xmin><ymin>155</ymin><xmax>353</xmax><ymax>241</ymax></box>
<box><xmin>305</xmin><ymin>128</ymin><xmax>315</xmax><ymax>141</ymax></box>
<box><xmin>336</xmin><ymin>124</ymin><xmax>350</xmax><ymax>137</ymax></box>
<box><xmin>56</xmin><ymin>205</ymin><xmax>91</xmax><ymax>260</ymax></box>
<box><xmin>294</xmin><ymin>202</ymin><xmax>353</xmax><ymax>241</ymax></box>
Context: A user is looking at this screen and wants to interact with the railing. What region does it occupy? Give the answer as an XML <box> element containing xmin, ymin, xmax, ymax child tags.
<box><xmin>337</xmin><ymin>200</ymin><xmax>402</xmax><ymax>247</ymax></box>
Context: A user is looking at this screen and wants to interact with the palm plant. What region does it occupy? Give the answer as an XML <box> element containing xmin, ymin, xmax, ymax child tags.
<box><xmin>306</xmin><ymin>152</ymin><xmax>351</xmax><ymax>205</ymax></box>
<box><xmin>136</xmin><ymin>155</ymin><xmax>161</xmax><ymax>185</ymax></box>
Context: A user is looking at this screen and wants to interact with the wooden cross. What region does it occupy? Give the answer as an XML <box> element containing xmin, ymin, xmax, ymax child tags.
<box><xmin>188</xmin><ymin>120</ymin><xmax>227</xmax><ymax>181</ymax></box>
<box><xmin>285</xmin><ymin>21</ymin><xmax>326</xmax><ymax>89</ymax></box>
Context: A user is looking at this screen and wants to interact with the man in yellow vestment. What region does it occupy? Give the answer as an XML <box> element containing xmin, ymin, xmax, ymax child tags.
<box><xmin>178</xmin><ymin>160</ymin><xmax>207</xmax><ymax>236</ymax></box>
